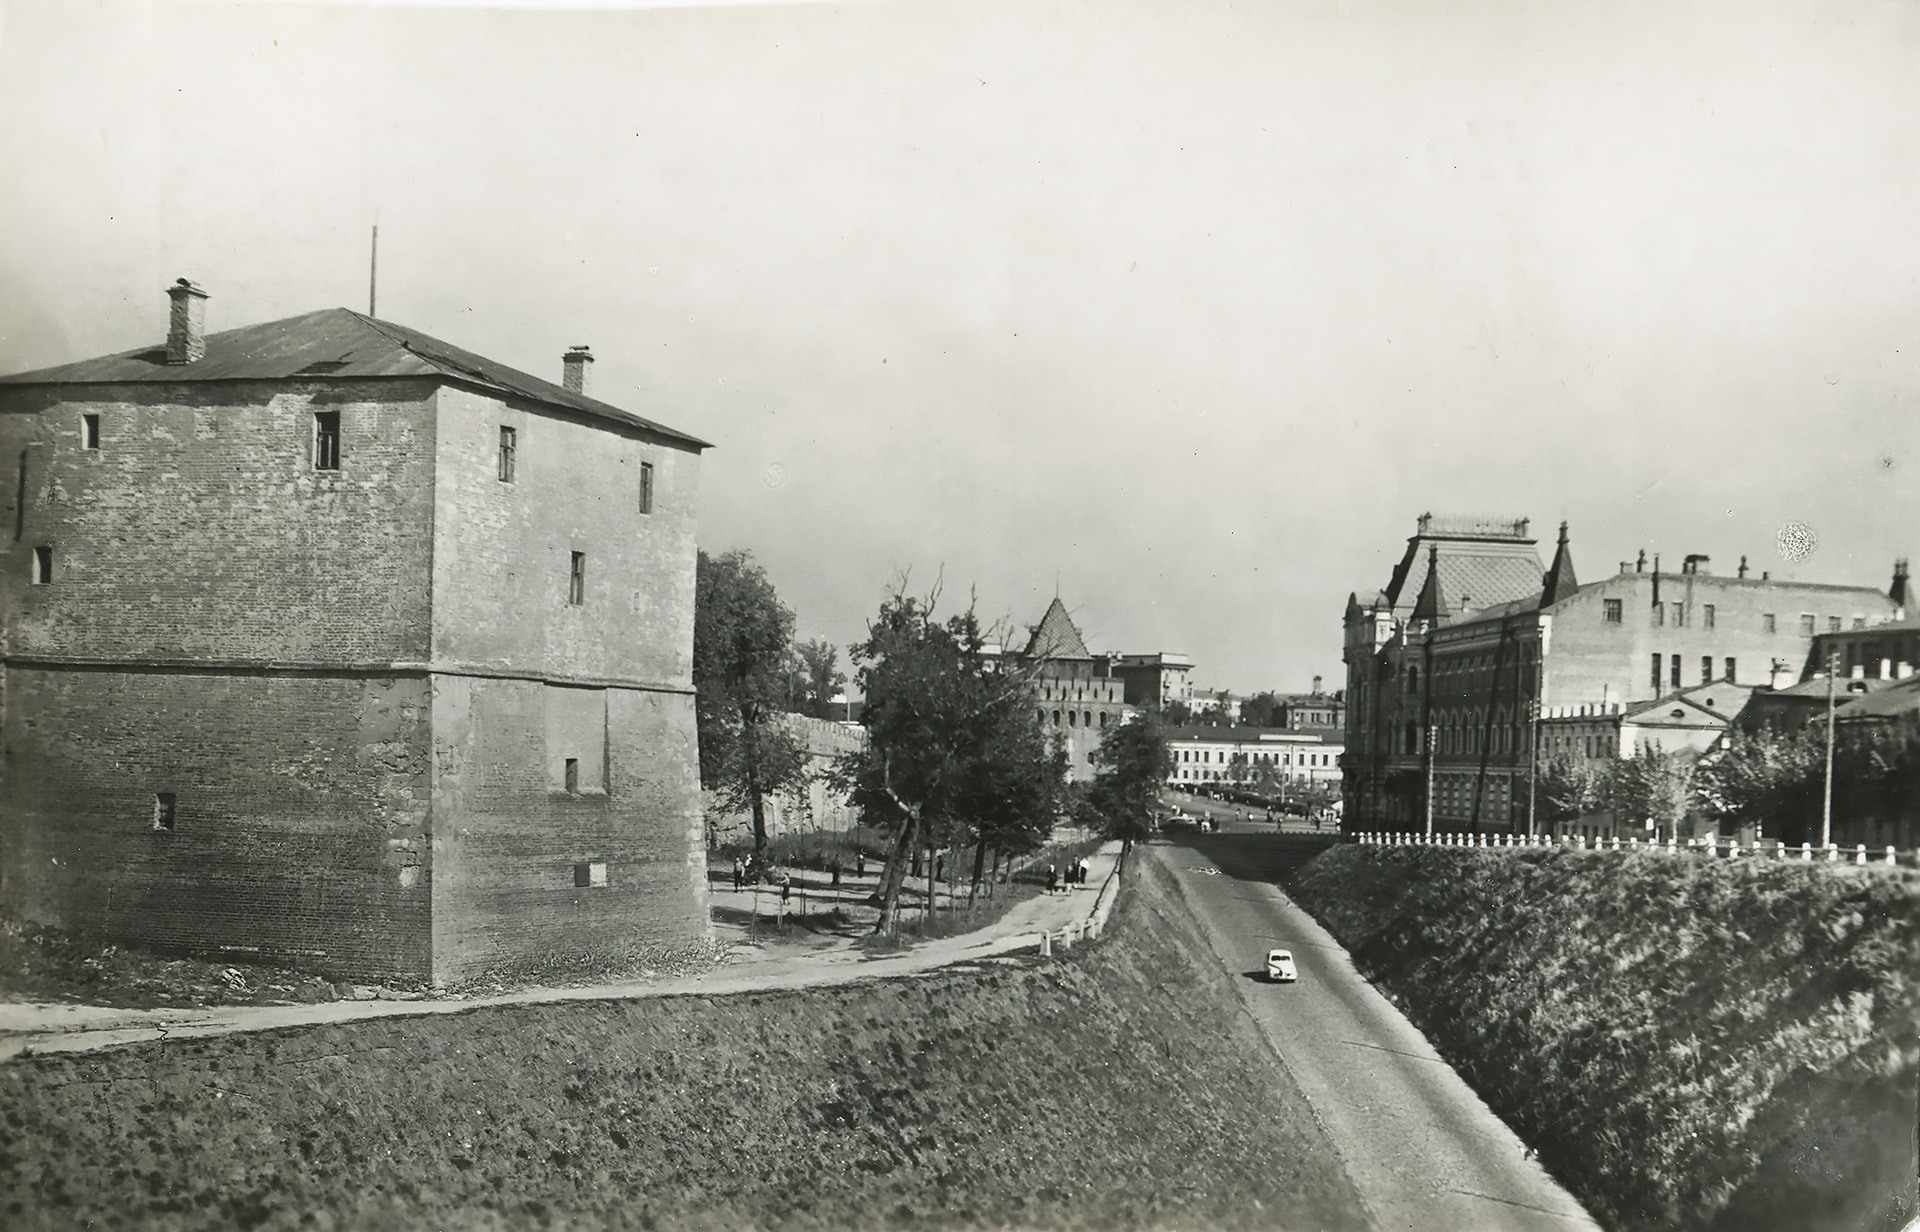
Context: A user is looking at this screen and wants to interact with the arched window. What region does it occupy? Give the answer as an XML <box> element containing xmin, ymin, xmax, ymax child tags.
<box><xmin>1067</xmin><ymin>711</ymin><xmax>1077</xmax><ymax>727</ymax></box>
<box><xmin>1406</xmin><ymin>721</ymin><xmax>1420</xmax><ymax>753</ymax></box>
<box><xmin>1083</xmin><ymin>711</ymin><xmax>1092</xmax><ymax>727</ymax></box>
<box><xmin>1052</xmin><ymin>710</ymin><xmax>1061</xmax><ymax>727</ymax></box>
<box><xmin>1098</xmin><ymin>712</ymin><xmax>1109</xmax><ymax>728</ymax></box>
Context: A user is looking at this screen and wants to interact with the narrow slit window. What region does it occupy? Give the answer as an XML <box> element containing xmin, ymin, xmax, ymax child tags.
<box><xmin>564</xmin><ymin>757</ymin><xmax>580</xmax><ymax>794</ymax></box>
<box><xmin>82</xmin><ymin>414</ymin><xmax>101</xmax><ymax>450</ymax></box>
<box><xmin>568</xmin><ymin>552</ymin><xmax>586</xmax><ymax>605</ymax></box>
<box><xmin>638</xmin><ymin>461</ymin><xmax>654</xmax><ymax>514</ymax></box>
<box><xmin>498</xmin><ymin>426</ymin><xmax>516</xmax><ymax>483</ymax></box>
<box><xmin>313</xmin><ymin>411</ymin><xmax>341</xmax><ymax>470</ymax></box>
<box><xmin>30</xmin><ymin>545</ymin><xmax>52</xmax><ymax>584</ymax></box>
<box><xmin>153</xmin><ymin>793</ymin><xmax>176</xmax><ymax>831</ymax></box>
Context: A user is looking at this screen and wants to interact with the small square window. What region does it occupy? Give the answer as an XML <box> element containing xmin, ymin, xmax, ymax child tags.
<box><xmin>1763</xmin><ymin>613</ymin><xmax>1776</xmax><ymax>634</ymax></box>
<box><xmin>1799</xmin><ymin>614</ymin><xmax>1815</xmax><ymax>636</ymax></box>
<box><xmin>1671</xmin><ymin>602</ymin><xmax>1686</xmax><ymax>627</ymax></box>
<box><xmin>1702</xmin><ymin>604</ymin><xmax>1715</xmax><ymax>630</ymax></box>
<box><xmin>313</xmin><ymin>411</ymin><xmax>341</xmax><ymax>471</ymax></box>
<box><xmin>568</xmin><ymin>552</ymin><xmax>586</xmax><ymax>606</ymax></box>
<box><xmin>1852</xmin><ymin>616</ymin><xmax>1866</xmax><ymax>630</ymax></box>
<box><xmin>30</xmin><ymin>545</ymin><xmax>52</xmax><ymax>584</ymax></box>
<box><xmin>564</xmin><ymin>757</ymin><xmax>580</xmax><ymax>794</ymax></box>
<box><xmin>638</xmin><ymin>461</ymin><xmax>654</xmax><ymax>514</ymax></box>
<box><xmin>82</xmin><ymin>414</ymin><xmax>100</xmax><ymax>450</ymax></box>
<box><xmin>1826</xmin><ymin>616</ymin><xmax>1841</xmax><ymax>634</ymax></box>
<box><xmin>498</xmin><ymin>426</ymin><xmax>516</xmax><ymax>483</ymax></box>
<box><xmin>574</xmin><ymin>861</ymin><xmax>608</xmax><ymax>887</ymax></box>
<box><xmin>153</xmin><ymin>793</ymin><xmax>176</xmax><ymax>831</ymax></box>
<box><xmin>1603</xmin><ymin>599</ymin><xmax>1622</xmax><ymax>623</ymax></box>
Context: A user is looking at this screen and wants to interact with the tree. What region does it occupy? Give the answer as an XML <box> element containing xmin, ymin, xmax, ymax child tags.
<box><xmin>785</xmin><ymin>637</ymin><xmax>847</xmax><ymax>719</ymax></box>
<box><xmin>1693</xmin><ymin>726</ymin><xmax>1823</xmax><ymax>840</ymax></box>
<box><xmin>838</xmin><ymin>585</ymin><xmax>1058</xmax><ymax>935</ymax></box>
<box><xmin>1533</xmin><ymin>750</ymin><xmax>1606</xmax><ymax>825</ymax></box>
<box><xmin>1602</xmin><ymin>742</ymin><xmax>1694</xmax><ymax>840</ymax></box>
<box><xmin>1162</xmin><ymin>699</ymin><xmax>1194</xmax><ymax>726</ymax></box>
<box><xmin>1238</xmin><ymin>692</ymin><xmax>1282</xmax><ymax>728</ymax></box>
<box><xmin>1225</xmin><ymin>750</ymin><xmax>1252</xmax><ymax>787</ymax></box>
<box><xmin>693</xmin><ymin>549</ymin><xmax>810</xmax><ymax>862</ymax></box>
<box><xmin>1088</xmin><ymin>712</ymin><xmax>1174</xmax><ymax>848</ymax></box>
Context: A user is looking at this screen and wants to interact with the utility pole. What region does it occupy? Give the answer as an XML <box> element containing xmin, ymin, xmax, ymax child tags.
<box><xmin>1425</xmin><ymin>722</ymin><xmax>1437</xmax><ymax>837</ymax></box>
<box><xmin>368</xmin><ymin>222</ymin><xmax>379</xmax><ymax>317</ymax></box>
<box><xmin>1526</xmin><ymin>697</ymin><xmax>1540</xmax><ymax>838</ymax></box>
<box><xmin>1821</xmin><ymin>649</ymin><xmax>1837</xmax><ymax>849</ymax></box>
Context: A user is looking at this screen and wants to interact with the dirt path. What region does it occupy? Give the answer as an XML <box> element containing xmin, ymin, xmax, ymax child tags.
<box><xmin>0</xmin><ymin>842</ymin><xmax>1125</xmax><ymax>1062</ymax></box>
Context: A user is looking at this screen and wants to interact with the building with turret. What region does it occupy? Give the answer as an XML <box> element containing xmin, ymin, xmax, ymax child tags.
<box><xmin>1342</xmin><ymin>513</ymin><xmax>1908</xmax><ymax>834</ymax></box>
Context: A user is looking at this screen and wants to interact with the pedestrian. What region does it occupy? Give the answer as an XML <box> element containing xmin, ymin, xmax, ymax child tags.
<box><xmin>1046</xmin><ymin>864</ymin><xmax>1058</xmax><ymax>895</ymax></box>
<box><xmin>1078</xmin><ymin>856</ymin><xmax>1090</xmax><ymax>885</ymax></box>
<box><xmin>732</xmin><ymin>857</ymin><xmax>743</xmax><ymax>892</ymax></box>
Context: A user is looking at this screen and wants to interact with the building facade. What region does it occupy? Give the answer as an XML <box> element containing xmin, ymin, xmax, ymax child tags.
<box><xmin>1343</xmin><ymin>514</ymin><xmax>1905</xmax><ymax>834</ymax></box>
<box><xmin>0</xmin><ymin>282</ymin><xmax>712</xmax><ymax>984</ymax></box>
<box><xmin>1165</xmin><ymin>725</ymin><xmax>1343</xmax><ymax>789</ymax></box>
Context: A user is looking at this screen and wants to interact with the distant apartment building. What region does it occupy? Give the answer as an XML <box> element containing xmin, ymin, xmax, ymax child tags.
<box><xmin>1342</xmin><ymin>513</ymin><xmax>1906</xmax><ymax>833</ymax></box>
<box><xmin>0</xmin><ymin>281</ymin><xmax>712</xmax><ymax>984</ymax></box>
<box><xmin>1273</xmin><ymin>678</ymin><xmax>1345</xmax><ymax>730</ymax></box>
<box><xmin>1165</xmin><ymin>725</ymin><xmax>1343</xmax><ymax>789</ymax></box>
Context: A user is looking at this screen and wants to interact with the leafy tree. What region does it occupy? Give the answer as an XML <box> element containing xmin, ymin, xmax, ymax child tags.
<box><xmin>838</xmin><ymin>585</ymin><xmax>1059</xmax><ymax>934</ymax></box>
<box><xmin>1693</xmin><ymin>726</ymin><xmax>1822</xmax><ymax>840</ymax></box>
<box><xmin>1533</xmin><ymin>750</ymin><xmax>1606</xmax><ymax>825</ymax></box>
<box><xmin>785</xmin><ymin>637</ymin><xmax>847</xmax><ymax>719</ymax></box>
<box><xmin>694</xmin><ymin>549</ymin><xmax>810</xmax><ymax>862</ymax></box>
<box><xmin>1238</xmin><ymin>691</ymin><xmax>1282</xmax><ymax>728</ymax></box>
<box><xmin>1225</xmin><ymin>750</ymin><xmax>1252</xmax><ymax>787</ymax></box>
<box><xmin>1162</xmin><ymin>699</ymin><xmax>1194</xmax><ymax>726</ymax></box>
<box><xmin>1088</xmin><ymin>712</ymin><xmax>1174</xmax><ymax>848</ymax></box>
<box><xmin>1602</xmin><ymin>742</ymin><xmax>1694</xmax><ymax>840</ymax></box>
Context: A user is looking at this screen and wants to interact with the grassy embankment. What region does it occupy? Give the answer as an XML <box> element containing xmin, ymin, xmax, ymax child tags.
<box><xmin>0</xmin><ymin>856</ymin><xmax>1366</xmax><ymax>1232</ymax></box>
<box><xmin>1288</xmin><ymin>845</ymin><xmax>1919</xmax><ymax>1232</ymax></box>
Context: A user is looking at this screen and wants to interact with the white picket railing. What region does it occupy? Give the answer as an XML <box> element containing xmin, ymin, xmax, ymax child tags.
<box><xmin>1352</xmin><ymin>830</ymin><xmax>1905</xmax><ymax>866</ymax></box>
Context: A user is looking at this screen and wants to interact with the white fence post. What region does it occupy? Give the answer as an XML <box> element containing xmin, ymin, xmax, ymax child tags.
<box><xmin>1888</xmin><ymin>846</ymin><xmax>1899</xmax><ymax>866</ymax></box>
<box><xmin>1801</xmin><ymin>842</ymin><xmax>1812</xmax><ymax>861</ymax></box>
<box><xmin>1855</xmin><ymin>844</ymin><xmax>1867</xmax><ymax>865</ymax></box>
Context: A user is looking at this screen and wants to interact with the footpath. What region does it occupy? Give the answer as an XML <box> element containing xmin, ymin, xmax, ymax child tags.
<box><xmin>0</xmin><ymin>842</ymin><xmax>1125</xmax><ymax>1064</ymax></box>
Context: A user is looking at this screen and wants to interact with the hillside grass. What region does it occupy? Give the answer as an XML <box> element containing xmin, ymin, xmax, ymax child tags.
<box><xmin>0</xmin><ymin>856</ymin><xmax>1365</xmax><ymax>1232</ymax></box>
<box><xmin>1287</xmin><ymin>845</ymin><xmax>1919</xmax><ymax>1232</ymax></box>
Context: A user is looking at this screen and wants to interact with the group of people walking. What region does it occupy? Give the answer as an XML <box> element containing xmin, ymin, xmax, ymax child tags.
<box><xmin>1045</xmin><ymin>856</ymin><xmax>1091</xmax><ymax>894</ymax></box>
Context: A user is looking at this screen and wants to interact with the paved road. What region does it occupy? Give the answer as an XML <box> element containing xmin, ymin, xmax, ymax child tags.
<box><xmin>1142</xmin><ymin>825</ymin><xmax>1602</xmax><ymax>1232</ymax></box>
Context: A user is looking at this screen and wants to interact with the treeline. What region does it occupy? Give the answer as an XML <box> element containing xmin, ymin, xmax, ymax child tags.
<box><xmin>1534</xmin><ymin>715</ymin><xmax>1920</xmax><ymax>845</ymax></box>
<box><xmin>694</xmin><ymin>553</ymin><xmax>1173</xmax><ymax>934</ymax></box>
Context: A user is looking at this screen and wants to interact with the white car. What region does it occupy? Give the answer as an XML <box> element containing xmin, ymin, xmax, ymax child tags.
<box><xmin>1266</xmin><ymin>948</ymin><xmax>1298</xmax><ymax>983</ymax></box>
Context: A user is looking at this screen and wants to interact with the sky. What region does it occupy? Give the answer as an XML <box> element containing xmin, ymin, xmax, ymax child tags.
<box><xmin>3</xmin><ymin>0</ymin><xmax>1916</xmax><ymax>694</ymax></box>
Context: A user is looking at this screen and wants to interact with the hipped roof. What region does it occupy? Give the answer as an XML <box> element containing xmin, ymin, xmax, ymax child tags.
<box><xmin>0</xmin><ymin>307</ymin><xmax>710</xmax><ymax>450</ymax></box>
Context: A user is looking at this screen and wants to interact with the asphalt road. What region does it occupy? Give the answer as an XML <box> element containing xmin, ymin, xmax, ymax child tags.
<box><xmin>1143</xmin><ymin>819</ymin><xmax>1603</xmax><ymax>1232</ymax></box>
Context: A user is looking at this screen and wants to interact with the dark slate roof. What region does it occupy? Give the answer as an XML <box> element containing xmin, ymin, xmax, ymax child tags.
<box><xmin>1383</xmin><ymin>533</ymin><xmax>1545</xmax><ymax>614</ymax></box>
<box><xmin>1539</xmin><ymin>521</ymin><xmax>1578</xmax><ymax>605</ymax></box>
<box><xmin>1023</xmin><ymin>598</ymin><xmax>1092</xmax><ymax>661</ymax></box>
<box><xmin>0</xmin><ymin>307</ymin><xmax>710</xmax><ymax>450</ymax></box>
<box><xmin>1828</xmin><ymin>677</ymin><xmax>1920</xmax><ymax>722</ymax></box>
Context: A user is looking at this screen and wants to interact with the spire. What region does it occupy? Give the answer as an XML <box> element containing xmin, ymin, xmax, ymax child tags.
<box><xmin>1411</xmin><ymin>545</ymin><xmax>1450</xmax><ymax>625</ymax></box>
<box><xmin>1023</xmin><ymin>597</ymin><xmax>1092</xmax><ymax>660</ymax></box>
<box><xmin>1540</xmin><ymin>520</ymin><xmax>1578</xmax><ymax>606</ymax></box>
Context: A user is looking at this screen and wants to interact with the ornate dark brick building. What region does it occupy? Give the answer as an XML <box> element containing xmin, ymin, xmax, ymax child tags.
<box><xmin>0</xmin><ymin>281</ymin><xmax>711</xmax><ymax>984</ymax></box>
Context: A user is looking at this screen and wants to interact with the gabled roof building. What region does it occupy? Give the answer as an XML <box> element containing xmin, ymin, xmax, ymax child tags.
<box><xmin>0</xmin><ymin>281</ymin><xmax>712</xmax><ymax>985</ymax></box>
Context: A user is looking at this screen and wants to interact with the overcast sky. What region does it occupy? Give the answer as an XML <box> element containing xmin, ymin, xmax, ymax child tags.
<box><xmin>4</xmin><ymin>0</ymin><xmax>1916</xmax><ymax>693</ymax></box>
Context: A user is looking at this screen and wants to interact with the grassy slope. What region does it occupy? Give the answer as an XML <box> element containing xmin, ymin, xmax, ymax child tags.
<box><xmin>0</xmin><ymin>857</ymin><xmax>1366</xmax><ymax>1232</ymax></box>
<box><xmin>1287</xmin><ymin>846</ymin><xmax>1919</xmax><ymax>1232</ymax></box>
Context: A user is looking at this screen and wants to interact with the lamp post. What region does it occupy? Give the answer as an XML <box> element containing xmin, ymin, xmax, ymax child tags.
<box><xmin>1526</xmin><ymin>698</ymin><xmax>1540</xmax><ymax>838</ymax></box>
<box><xmin>1424</xmin><ymin>722</ymin><xmax>1437</xmax><ymax>838</ymax></box>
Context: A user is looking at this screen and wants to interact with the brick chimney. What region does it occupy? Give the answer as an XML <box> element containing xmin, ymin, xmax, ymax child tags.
<box><xmin>1893</xmin><ymin>558</ymin><xmax>1912</xmax><ymax>612</ymax></box>
<box><xmin>562</xmin><ymin>346</ymin><xmax>594</xmax><ymax>395</ymax></box>
<box><xmin>1312</xmin><ymin>675</ymin><xmax>1323</xmax><ymax>695</ymax></box>
<box><xmin>165</xmin><ymin>279</ymin><xmax>208</xmax><ymax>364</ymax></box>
